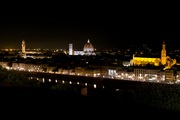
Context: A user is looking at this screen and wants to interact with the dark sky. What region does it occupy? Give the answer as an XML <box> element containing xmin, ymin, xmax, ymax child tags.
<box><xmin>0</xmin><ymin>2</ymin><xmax>180</xmax><ymax>50</ymax></box>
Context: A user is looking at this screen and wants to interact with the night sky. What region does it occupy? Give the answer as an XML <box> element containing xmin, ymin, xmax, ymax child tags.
<box><xmin>0</xmin><ymin>2</ymin><xmax>180</xmax><ymax>50</ymax></box>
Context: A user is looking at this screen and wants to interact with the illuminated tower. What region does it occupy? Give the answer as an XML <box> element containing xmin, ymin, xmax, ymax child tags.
<box><xmin>21</xmin><ymin>40</ymin><xmax>26</xmax><ymax>58</ymax></box>
<box><xmin>22</xmin><ymin>40</ymin><xmax>26</xmax><ymax>54</ymax></box>
<box><xmin>161</xmin><ymin>41</ymin><xmax>166</xmax><ymax>65</ymax></box>
<box><xmin>69</xmin><ymin>43</ymin><xmax>73</xmax><ymax>55</ymax></box>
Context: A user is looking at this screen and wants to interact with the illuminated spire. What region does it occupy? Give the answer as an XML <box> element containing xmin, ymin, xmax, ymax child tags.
<box><xmin>161</xmin><ymin>40</ymin><xmax>166</xmax><ymax>65</ymax></box>
<box><xmin>162</xmin><ymin>40</ymin><xmax>166</xmax><ymax>50</ymax></box>
<box><xmin>87</xmin><ymin>39</ymin><xmax>90</xmax><ymax>43</ymax></box>
<box><xmin>22</xmin><ymin>39</ymin><xmax>25</xmax><ymax>44</ymax></box>
<box><xmin>163</xmin><ymin>40</ymin><xmax>165</xmax><ymax>44</ymax></box>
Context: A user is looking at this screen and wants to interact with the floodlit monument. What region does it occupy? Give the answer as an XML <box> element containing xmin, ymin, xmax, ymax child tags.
<box><xmin>131</xmin><ymin>41</ymin><xmax>176</xmax><ymax>69</ymax></box>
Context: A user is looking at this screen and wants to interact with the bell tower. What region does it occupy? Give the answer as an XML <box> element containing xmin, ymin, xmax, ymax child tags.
<box><xmin>161</xmin><ymin>40</ymin><xmax>166</xmax><ymax>65</ymax></box>
<box><xmin>21</xmin><ymin>40</ymin><xmax>26</xmax><ymax>58</ymax></box>
<box><xmin>22</xmin><ymin>40</ymin><xmax>26</xmax><ymax>54</ymax></box>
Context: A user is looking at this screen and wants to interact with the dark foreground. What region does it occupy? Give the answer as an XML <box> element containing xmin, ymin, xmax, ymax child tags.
<box><xmin>0</xmin><ymin>86</ymin><xmax>179</xmax><ymax>119</ymax></box>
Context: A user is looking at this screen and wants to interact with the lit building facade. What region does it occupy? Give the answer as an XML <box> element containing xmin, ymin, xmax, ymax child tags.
<box><xmin>70</xmin><ymin>39</ymin><xmax>96</xmax><ymax>56</ymax></box>
<box><xmin>83</xmin><ymin>39</ymin><xmax>95</xmax><ymax>55</ymax></box>
<box><xmin>131</xmin><ymin>41</ymin><xmax>176</xmax><ymax>69</ymax></box>
<box><xmin>19</xmin><ymin>40</ymin><xmax>51</xmax><ymax>59</ymax></box>
<box><xmin>69</xmin><ymin>43</ymin><xmax>73</xmax><ymax>55</ymax></box>
<box><xmin>165</xmin><ymin>69</ymin><xmax>174</xmax><ymax>81</ymax></box>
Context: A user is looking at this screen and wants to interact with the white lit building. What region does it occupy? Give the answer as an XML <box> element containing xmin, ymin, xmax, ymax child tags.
<box><xmin>69</xmin><ymin>43</ymin><xmax>73</xmax><ymax>55</ymax></box>
<box><xmin>70</xmin><ymin>39</ymin><xmax>96</xmax><ymax>56</ymax></box>
<box><xmin>134</xmin><ymin>68</ymin><xmax>162</xmax><ymax>81</ymax></box>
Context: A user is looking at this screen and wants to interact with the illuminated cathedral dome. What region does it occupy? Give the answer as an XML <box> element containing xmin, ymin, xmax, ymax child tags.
<box><xmin>83</xmin><ymin>39</ymin><xmax>94</xmax><ymax>52</ymax></box>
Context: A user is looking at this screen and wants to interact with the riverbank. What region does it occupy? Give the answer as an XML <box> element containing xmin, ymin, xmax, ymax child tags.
<box><xmin>0</xmin><ymin>85</ymin><xmax>179</xmax><ymax>116</ymax></box>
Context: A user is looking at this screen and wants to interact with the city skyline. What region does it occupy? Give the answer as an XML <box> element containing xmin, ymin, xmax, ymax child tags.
<box><xmin>1</xmin><ymin>2</ymin><xmax>180</xmax><ymax>114</ymax></box>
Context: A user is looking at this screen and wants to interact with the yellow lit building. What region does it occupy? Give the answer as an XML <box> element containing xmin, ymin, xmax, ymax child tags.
<box><xmin>131</xmin><ymin>41</ymin><xmax>176</xmax><ymax>69</ymax></box>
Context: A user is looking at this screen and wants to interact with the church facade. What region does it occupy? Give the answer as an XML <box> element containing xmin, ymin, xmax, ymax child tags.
<box><xmin>69</xmin><ymin>39</ymin><xmax>96</xmax><ymax>56</ymax></box>
<box><xmin>131</xmin><ymin>41</ymin><xmax>176</xmax><ymax>70</ymax></box>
